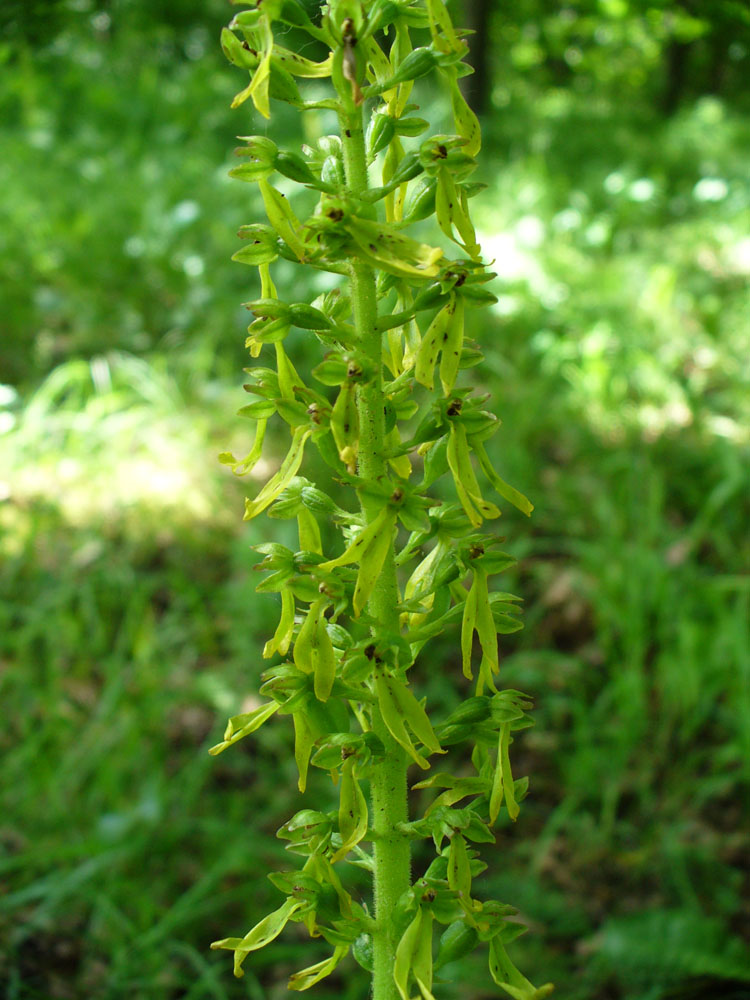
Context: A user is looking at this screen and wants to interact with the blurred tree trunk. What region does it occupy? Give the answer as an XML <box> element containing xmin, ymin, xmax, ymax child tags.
<box><xmin>662</xmin><ymin>38</ymin><xmax>691</xmax><ymax>115</ymax></box>
<box><xmin>461</xmin><ymin>0</ymin><xmax>492</xmax><ymax>114</ymax></box>
<box><xmin>707</xmin><ymin>24</ymin><xmax>732</xmax><ymax>95</ymax></box>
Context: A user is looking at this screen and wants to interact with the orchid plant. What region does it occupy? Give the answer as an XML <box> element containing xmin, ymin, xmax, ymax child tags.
<box><xmin>209</xmin><ymin>1</ymin><xmax>552</xmax><ymax>998</ymax></box>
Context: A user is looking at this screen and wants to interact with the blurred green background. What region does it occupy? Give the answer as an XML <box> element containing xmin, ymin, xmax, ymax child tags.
<box><xmin>1</xmin><ymin>0</ymin><xmax>749</xmax><ymax>997</ymax></box>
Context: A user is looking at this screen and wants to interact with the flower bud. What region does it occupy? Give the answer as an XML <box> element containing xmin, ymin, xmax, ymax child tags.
<box><xmin>393</xmin><ymin>116</ymin><xmax>430</xmax><ymax>137</ymax></box>
<box><xmin>220</xmin><ymin>27</ymin><xmax>259</xmax><ymax>70</ymax></box>
<box><xmin>321</xmin><ymin>155</ymin><xmax>346</xmax><ymax>189</ymax></box>
<box><xmin>412</xmin><ymin>280</ymin><xmax>447</xmax><ymax>312</ymax></box>
<box><xmin>382</xmin><ymin>46</ymin><xmax>439</xmax><ymax>88</ymax></box>
<box><xmin>275</xmin><ymin>150</ymin><xmax>319</xmax><ymax>186</ymax></box>
<box><xmin>435</xmin><ymin>921</ymin><xmax>479</xmax><ymax>969</ymax></box>
<box><xmin>300</xmin><ymin>486</ymin><xmax>338</xmax><ymax>515</ymax></box>
<box><xmin>388</xmin><ymin>150</ymin><xmax>423</xmax><ymax>186</ymax></box>
<box><xmin>236</xmin><ymin>135</ymin><xmax>278</xmax><ymax>162</ymax></box>
<box><xmin>232</xmin><ymin>225</ymin><xmax>279</xmax><ymax>265</ymax></box>
<box><xmin>268</xmin><ymin>61</ymin><xmax>304</xmax><ymax>108</ymax></box>
<box><xmin>288</xmin><ymin>303</ymin><xmax>331</xmax><ymax>330</ymax></box>
<box><xmin>366</xmin><ymin>112</ymin><xmax>395</xmax><ymax>158</ymax></box>
<box><xmin>229</xmin><ymin>9</ymin><xmax>265</xmax><ymax>32</ymax></box>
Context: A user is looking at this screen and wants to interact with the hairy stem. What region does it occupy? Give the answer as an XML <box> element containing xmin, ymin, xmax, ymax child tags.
<box><xmin>340</xmin><ymin>105</ymin><xmax>410</xmax><ymax>1000</ymax></box>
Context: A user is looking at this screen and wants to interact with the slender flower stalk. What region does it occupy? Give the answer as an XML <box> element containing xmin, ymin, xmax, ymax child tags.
<box><xmin>338</xmin><ymin>105</ymin><xmax>412</xmax><ymax>999</ymax></box>
<box><xmin>209</xmin><ymin>1</ymin><xmax>552</xmax><ymax>998</ymax></box>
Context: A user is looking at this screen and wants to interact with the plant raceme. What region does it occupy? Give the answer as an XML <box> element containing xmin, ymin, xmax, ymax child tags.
<box><xmin>210</xmin><ymin>1</ymin><xmax>552</xmax><ymax>998</ymax></box>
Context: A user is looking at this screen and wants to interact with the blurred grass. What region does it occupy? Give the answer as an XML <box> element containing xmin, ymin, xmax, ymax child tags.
<box><xmin>1</xmin><ymin>1</ymin><xmax>749</xmax><ymax>998</ymax></box>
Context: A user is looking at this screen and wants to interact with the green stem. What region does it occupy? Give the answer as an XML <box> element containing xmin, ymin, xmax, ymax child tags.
<box><xmin>339</xmin><ymin>105</ymin><xmax>410</xmax><ymax>1000</ymax></box>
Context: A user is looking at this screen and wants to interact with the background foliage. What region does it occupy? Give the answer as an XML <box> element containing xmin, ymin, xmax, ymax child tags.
<box><xmin>1</xmin><ymin>0</ymin><xmax>748</xmax><ymax>997</ymax></box>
